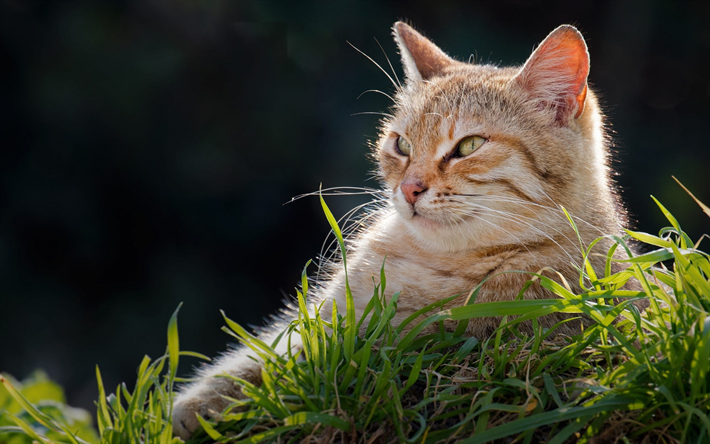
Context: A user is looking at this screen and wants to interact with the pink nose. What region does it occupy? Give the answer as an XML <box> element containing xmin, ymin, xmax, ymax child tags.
<box><xmin>401</xmin><ymin>180</ymin><xmax>428</xmax><ymax>205</ymax></box>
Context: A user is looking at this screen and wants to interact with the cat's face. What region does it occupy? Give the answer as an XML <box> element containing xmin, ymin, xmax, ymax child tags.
<box><xmin>376</xmin><ymin>23</ymin><xmax>608</xmax><ymax>252</ymax></box>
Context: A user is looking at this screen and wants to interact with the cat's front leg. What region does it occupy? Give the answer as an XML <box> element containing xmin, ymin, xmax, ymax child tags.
<box><xmin>172</xmin><ymin>348</ymin><xmax>263</xmax><ymax>439</ymax></box>
<box><xmin>172</xmin><ymin>324</ymin><xmax>303</xmax><ymax>439</ymax></box>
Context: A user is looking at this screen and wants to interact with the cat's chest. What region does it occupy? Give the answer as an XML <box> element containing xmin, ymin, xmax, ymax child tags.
<box><xmin>373</xmin><ymin>244</ymin><xmax>515</xmax><ymax>297</ymax></box>
<box><xmin>350</xmin><ymin>222</ymin><xmax>522</xmax><ymax>303</ymax></box>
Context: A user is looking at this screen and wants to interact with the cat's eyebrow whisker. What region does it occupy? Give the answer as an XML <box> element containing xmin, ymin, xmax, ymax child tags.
<box><xmin>357</xmin><ymin>89</ymin><xmax>396</xmax><ymax>103</ymax></box>
<box><xmin>373</xmin><ymin>36</ymin><xmax>403</xmax><ymax>91</ymax></box>
<box><xmin>347</xmin><ymin>41</ymin><xmax>401</xmax><ymax>92</ymax></box>
<box><xmin>351</xmin><ymin>111</ymin><xmax>395</xmax><ymax>118</ymax></box>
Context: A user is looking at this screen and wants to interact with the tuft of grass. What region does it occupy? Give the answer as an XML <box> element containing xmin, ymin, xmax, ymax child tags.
<box><xmin>2</xmin><ymin>186</ymin><xmax>709</xmax><ymax>443</ymax></box>
<box><xmin>1</xmin><ymin>304</ymin><xmax>209</xmax><ymax>444</ymax></box>
<box><xmin>91</xmin><ymin>303</ymin><xmax>213</xmax><ymax>444</ymax></box>
<box><xmin>0</xmin><ymin>371</ymin><xmax>98</xmax><ymax>444</ymax></box>
<box><xmin>183</xmin><ymin>193</ymin><xmax>710</xmax><ymax>443</ymax></box>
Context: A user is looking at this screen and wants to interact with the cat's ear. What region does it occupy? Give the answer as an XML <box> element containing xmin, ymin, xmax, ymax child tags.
<box><xmin>513</xmin><ymin>25</ymin><xmax>590</xmax><ymax>125</ymax></box>
<box><xmin>393</xmin><ymin>22</ymin><xmax>454</xmax><ymax>83</ymax></box>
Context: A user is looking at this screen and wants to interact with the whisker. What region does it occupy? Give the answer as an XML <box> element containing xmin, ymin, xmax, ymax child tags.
<box><xmin>315</xmin><ymin>198</ymin><xmax>391</xmax><ymax>283</ymax></box>
<box><xmin>316</xmin><ymin>206</ymin><xmax>391</xmax><ymax>284</ymax></box>
<box><xmin>288</xmin><ymin>186</ymin><xmax>385</xmax><ymax>204</ymax></box>
<box><xmin>469</xmin><ymin>194</ymin><xmax>607</xmax><ymax>235</ymax></box>
<box><xmin>286</xmin><ymin>184</ymin><xmax>389</xmax><ymax>285</ymax></box>
<box><xmin>351</xmin><ymin>111</ymin><xmax>395</xmax><ymax>118</ymax></box>
<box><xmin>453</xmin><ymin>210</ymin><xmax>534</xmax><ymax>257</ymax></box>
<box><xmin>452</xmin><ymin>201</ymin><xmax>580</xmax><ymax>265</ymax></box>
<box><xmin>347</xmin><ymin>41</ymin><xmax>400</xmax><ymax>92</ymax></box>
<box><xmin>537</xmin><ymin>189</ymin><xmax>608</xmax><ymax>235</ymax></box>
<box><xmin>357</xmin><ymin>89</ymin><xmax>396</xmax><ymax>103</ymax></box>
<box><xmin>373</xmin><ymin>36</ymin><xmax>402</xmax><ymax>90</ymax></box>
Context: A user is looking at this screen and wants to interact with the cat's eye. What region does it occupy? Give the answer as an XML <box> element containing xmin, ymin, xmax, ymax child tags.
<box><xmin>455</xmin><ymin>136</ymin><xmax>486</xmax><ymax>157</ymax></box>
<box><xmin>396</xmin><ymin>136</ymin><xmax>412</xmax><ymax>156</ymax></box>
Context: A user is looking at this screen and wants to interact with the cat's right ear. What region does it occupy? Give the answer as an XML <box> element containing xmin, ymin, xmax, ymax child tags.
<box><xmin>393</xmin><ymin>22</ymin><xmax>454</xmax><ymax>83</ymax></box>
<box><xmin>513</xmin><ymin>25</ymin><xmax>590</xmax><ymax>125</ymax></box>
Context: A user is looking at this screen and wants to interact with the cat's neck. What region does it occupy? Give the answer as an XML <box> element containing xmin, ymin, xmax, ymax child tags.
<box><xmin>371</xmin><ymin>208</ymin><xmax>598</xmax><ymax>258</ymax></box>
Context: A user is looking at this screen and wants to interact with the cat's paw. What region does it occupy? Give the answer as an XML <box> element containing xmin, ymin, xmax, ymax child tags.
<box><xmin>172</xmin><ymin>394</ymin><xmax>216</xmax><ymax>440</ymax></box>
<box><xmin>171</xmin><ymin>335</ymin><xmax>290</xmax><ymax>438</ymax></box>
<box><xmin>172</xmin><ymin>389</ymin><xmax>235</xmax><ymax>440</ymax></box>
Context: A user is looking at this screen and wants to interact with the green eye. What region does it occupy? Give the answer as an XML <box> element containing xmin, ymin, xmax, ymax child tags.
<box><xmin>396</xmin><ymin>136</ymin><xmax>412</xmax><ymax>156</ymax></box>
<box><xmin>456</xmin><ymin>136</ymin><xmax>486</xmax><ymax>157</ymax></box>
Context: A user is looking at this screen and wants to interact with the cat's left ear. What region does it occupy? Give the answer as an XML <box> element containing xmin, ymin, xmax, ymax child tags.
<box><xmin>513</xmin><ymin>25</ymin><xmax>590</xmax><ymax>125</ymax></box>
<box><xmin>393</xmin><ymin>22</ymin><xmax>455</xmax><ymax>83</ymax></box>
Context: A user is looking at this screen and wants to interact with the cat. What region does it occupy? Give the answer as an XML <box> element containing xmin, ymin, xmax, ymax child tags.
<box><xmin>172</xmin><ymin>21</ymin><xmax>626</xmax><ymax>439</ymax></box>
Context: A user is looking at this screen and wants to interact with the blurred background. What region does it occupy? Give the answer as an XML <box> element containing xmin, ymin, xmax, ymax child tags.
<box><xmin>1</xmin><ymin>0</ymin><xmax>708</xmax><ymax>413</ymax></box>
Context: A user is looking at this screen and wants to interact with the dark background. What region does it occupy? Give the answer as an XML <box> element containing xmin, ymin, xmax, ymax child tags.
<box><xmin>1</xmin><ymin>0</ymin><xmax>708</xmax><ymax>413</ymax></box>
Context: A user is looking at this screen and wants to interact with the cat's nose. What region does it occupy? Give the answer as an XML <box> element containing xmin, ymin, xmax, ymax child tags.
<box><xmin>401</xmin><ymin>180</ymin><xmax>428</xmax><ymax>205</ymax></box>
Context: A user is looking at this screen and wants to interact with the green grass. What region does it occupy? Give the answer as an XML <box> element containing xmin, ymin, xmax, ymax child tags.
<box><xmin>0</xmin><ymin>371</ymin><xmax>98</xmax><ymax>444</ymax></box>
<box><xmin>1</xmin><ymin>188</ymin><xmax>709</xmax><ymax>443</ymax></box>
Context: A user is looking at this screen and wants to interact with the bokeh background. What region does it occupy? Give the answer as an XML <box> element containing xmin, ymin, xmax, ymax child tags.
<box><xmin>1</xmin><ymin>0</ymin><xmax>708</xmax><ymax>412</ymax></box>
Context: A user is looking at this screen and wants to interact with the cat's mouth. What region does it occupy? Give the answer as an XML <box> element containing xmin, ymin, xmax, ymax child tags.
<box><xmin>409</xmin><ymin>205</ymin><xmax>479</xmax><ymax>228</ymax></box>
<box><xmin>410</xmin><ymin>210</ymin><xmax>446</xmax><ymax>229</ymax></box>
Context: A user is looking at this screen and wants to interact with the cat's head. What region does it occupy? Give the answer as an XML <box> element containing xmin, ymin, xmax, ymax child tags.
<box><xmin>376</xmin><ymin>22</ymin><xmax>618</xmax><ymax>252</ymax></box>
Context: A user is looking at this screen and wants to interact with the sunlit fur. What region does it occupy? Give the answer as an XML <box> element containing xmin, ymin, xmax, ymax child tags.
<box><xmin>320</xmin><ymin>23</ymin><xmax>626</xmax><ymax>336</ymax></box>
<box><xmin>172</xmin><ymin>22</ymin><xmax>628</xmax><ymax>439</ymax></box>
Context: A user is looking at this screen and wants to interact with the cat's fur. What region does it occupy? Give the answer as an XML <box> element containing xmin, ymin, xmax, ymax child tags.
<box><xmin>172</xmin><ymin>22</ymin><xmax>626</xmax><ymax>439</ymax></box>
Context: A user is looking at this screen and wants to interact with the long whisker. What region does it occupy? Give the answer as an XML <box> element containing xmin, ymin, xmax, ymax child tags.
<box><xmin>286</xmin><ymin>185</ymin><xmax>389</xmax><ymax>284</ymax></box>
<box><xmin>463</xmin><ymin>213</ymin><xmax>533</xmax><ymax>256</ymax></box>
<box><xmin>373</xmin><ymin>36</ymin><xmax>402</xmax><ymax>90</ymax></box>
<box><xmin>440</xmin><ymin>205</ymin><xmax>534</xmax><ymax>257</ymax></box>
<box><xmin>468</xmin><ymin>198</ymin><xmax>604</xmax><ymax>242</ymax></box>
<box><xmin>351</xmin><ymin>111</ymin><xmax>395</xmax><ymax>118</ymax></box>
<box><xmin>316</xmin><ymin>205</ymin><xmax>391</xmax><ymax>284</ymax></box>
<box><xmin>315</xmin><ymin>198</ymin><xmax>390</xmax><ymax>283</ymax></box>
<box><xmin>471</xmin><ymin>194</ymin><xmax>608</xmax><ymax>235</ymax></box>
<box><xmin>288</xmin><ymin>187</ymin><xmax>385</xmax><ymax>205</ymax></box>
<box><xmin>452</xmin><ymin>201</ymin><xmax>580</xmax><ymax>265</ymax></box>
<box><xmin>347</xmin><ymin>41</ymin><xmax>400</xmax><ymax>92</ymax></box>
<box><xmin>536</xmin><ymin>189</ymin><xmax>609</xmax><ymax>235</ymax></box>
<box><xmin>357</xmin><ymin>89</ymin><xmax>396</xmax><ymax>103</ymax></box>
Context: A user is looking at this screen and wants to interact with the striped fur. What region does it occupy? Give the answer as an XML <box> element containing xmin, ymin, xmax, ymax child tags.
<box><xmin>172</xmin><ymin>22</ymin><xmax>627</xmax><ymax>439</ymax></box>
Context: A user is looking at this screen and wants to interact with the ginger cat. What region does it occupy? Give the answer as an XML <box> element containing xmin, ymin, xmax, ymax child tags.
<box><xmin>172</xmin><ymin>22</ymin><xmax>625</xmax><ymax>439</ymax></box>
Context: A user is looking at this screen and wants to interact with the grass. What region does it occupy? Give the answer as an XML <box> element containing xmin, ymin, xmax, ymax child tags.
<box><xmin>1</xmin><ymin>188</ymin><xmax>709</xmax><ymax>443</ymax></box>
